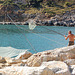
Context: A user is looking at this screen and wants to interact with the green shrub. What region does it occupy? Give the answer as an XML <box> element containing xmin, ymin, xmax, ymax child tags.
<box><xmin>0</xmin><ymin>1</ymin><xmax>3</xmax><ymax>4</ymax></box>
<box><xmin>64</xmin><ymin>2</ymin><xmax>71</xmax><ymax>7</ymax></box>
<box><xmin>46</xmin><ymin>1</ymin><xmax>55</xmax><ymax>7</ymax></box>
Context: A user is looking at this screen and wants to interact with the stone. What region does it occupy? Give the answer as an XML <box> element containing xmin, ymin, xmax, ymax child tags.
<box><xmin>69</xmin><ymin>65</ymin><xmax>75</xmax><ymax>75</ymax></box>
<box><xmin>72</xmin><ymin>68</ymin><xmax>75</xmax><ymax>75</ymax></box>
<box><xmin>15</xmin><ymin>50</ymin><xmax>32</xmax><ymax>60</ymax></box>
<box><xmin>5</xmin><ymin>57</ymin><xmax>21</xmax><ymax>65</ymax></box>
<box><xmin>48</xmin><ymin>20</ymin><xmax>54</xmax><ymax>26</ymax></box>
<box><xmin>64</xmin><ymin>59</ymin><xmax>75</xmax><ymax>66</ymax></box>
<box><xmin>0</xmin><ymin>61</ymin><xmax>71</xmax><ymax>75</ymax></box>
<box><xmin>0</xmin><ymin>66</ymin><xmax>53</xmax><ymax>75</ymax></box>
<box><xmin>41</xmin><ymin>61</ymin><xmax>71</xmax><ymax>75</ymax></box>
<box><xmin>26</xmin><ymin>45</ymin><xmax>75</xmax><ymax>67</ymax></box>
<box><xmin>0</xmin><ymin>56</ymin><xmax>6</xmax><ymax>63</ymax></box>
<box><xmin>23</xmin><ymin>22</ymin><xmax>29</xmax><ymax>25</ymax></box>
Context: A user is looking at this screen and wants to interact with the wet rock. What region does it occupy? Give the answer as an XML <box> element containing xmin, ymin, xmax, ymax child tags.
<box><xmin>23</xmin><ymin>22</ymin><xmax>29</xmax><ymax>25</ymax></box>
<box><xmin>8</xmin><ymin>22</ymin><xmax>15</xmax><ymax>25</ymax></box>
<box><xmin>42</xmin><ymin>21</ymin><xmax>48</xmax><ymax>25</ymax></box>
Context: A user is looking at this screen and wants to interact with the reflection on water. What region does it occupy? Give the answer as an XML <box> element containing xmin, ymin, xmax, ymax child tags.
<box><xmin>0</xmin><ymin>25</ymin><xmax>75</xmax><ymax>57</ymax></box>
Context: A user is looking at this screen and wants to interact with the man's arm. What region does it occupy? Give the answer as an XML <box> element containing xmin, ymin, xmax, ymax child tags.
<box><xmin>74</xmin><ymin>35</ymin><xmax>75</xmax><ymax>40</ymax></box>
<box><xmin>64</xmin><ymin>35</ymin><xmax>69</xmax><ymax>40</ymax></box>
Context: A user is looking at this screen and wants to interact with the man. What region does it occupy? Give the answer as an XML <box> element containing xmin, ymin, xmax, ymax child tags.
<box><xmin>64</xmin><ymin>31</ymin><xmax>75</xmax><ymax>46</ymax></box>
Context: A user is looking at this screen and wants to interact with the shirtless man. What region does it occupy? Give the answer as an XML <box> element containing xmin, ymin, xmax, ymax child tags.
<box><xmin>64</xmin><ymin>31</ymin><xmax>75</xmax><ymax>46</ymax></box>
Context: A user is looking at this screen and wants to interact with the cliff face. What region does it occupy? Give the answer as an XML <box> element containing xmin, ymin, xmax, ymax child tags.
<box><xmin>0</xmin><ymin>0</ymin><xmax>75</xmax><ymax>22</ymax></box>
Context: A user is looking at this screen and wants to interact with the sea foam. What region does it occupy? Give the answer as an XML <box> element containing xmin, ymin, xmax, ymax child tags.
<box><xmin>0</xmin><ymin>46</ymin><xmax>29</xmax><ymax>57</ymax></box>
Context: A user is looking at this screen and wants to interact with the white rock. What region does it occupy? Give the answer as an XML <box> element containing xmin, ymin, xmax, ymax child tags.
<box><xmin>0</xmin><ymin>66</ymin><xmax>53</xmax><ymax>75</ymax></box>
<box><xmin>4</xmin><ymin>57</ymin><xmax>22</xmax><ymax>65</ymax></box>
<box><xmin>0</xmin><ymin>61</ymin><xmax>71</xmax><ymax>75</ymax></box>
<box><xmin>69</xmin><ymin>65</ymin><xmax>75</xmax><ymax>75</ymax></box>
<box><xmin>27</xmin><ymin>45</ymin><xmax>75</xmax><ymax>66</ymax></box>
<box><xmin>72</xmin><ymin>68</ymin><xmax>75</xmax><ymax>75</ymax></box>
<box><xmin>15</xmin><ymin>50</ymin><xmax>32</xmax><ymax>60</ymax></box>
<box><xmin>41</xmin><ymin>61</ymin><xmax>71</xmax><ymax>75</ymax></box>
<box><xmin>64</xmin><ymin>59</ymin><xmax>75</xmax><ymax>65</ymax></box>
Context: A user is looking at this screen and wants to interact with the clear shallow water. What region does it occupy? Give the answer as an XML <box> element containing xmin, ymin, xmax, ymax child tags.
<box><xmin>0</xmin><ymin>25</ymin><xmax>75</xmax><ymax>57</ymax></box>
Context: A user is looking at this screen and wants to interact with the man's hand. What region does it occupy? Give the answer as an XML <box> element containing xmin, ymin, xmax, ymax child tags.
<box><xmin>64</xmin><ymin>35</ymin><xmax>66</xmax><ymax>37</ymax></box>
<box><xmin>64</xmin><ymin>35</ymin><xmax>69</xmax><ymax>40</ymax></box>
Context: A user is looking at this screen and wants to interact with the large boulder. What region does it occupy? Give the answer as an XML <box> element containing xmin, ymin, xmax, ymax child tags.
<box><xmin>72</xmin><ymin>68</ymin><xmax>75</xmax><ymax>75</ymax></box>
<box><xmin>0</xmin><ymin>61</ymin><xmax>71</xmax><ymax>75</ymax></box>
<box><xmin>0</xmin><ymin>66</ymin><xmax>53</xmax><ymax>75</ymax></box>
<box><xmin>41</xmin><ymin>61</ymin><xmax>71</xmax><ymax>75</ymax></box>
<box><xmin>64</xmin><ymin>59</ymin><xmax>75</xmax><ymax>66</ymax></box>
<box><xmin>26</xmin><ymin>45</ymin><xmax>75</xmax><ymax>67</ymax></box>
<box><xmin>69</xmin><ymin>65</ymin><xmax>75</xmax><ymax>75</ymax></box>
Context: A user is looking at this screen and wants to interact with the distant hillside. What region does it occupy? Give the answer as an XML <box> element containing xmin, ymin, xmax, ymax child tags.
<box><xmin>0</xmin><ymin>0</ymin><xmax>75</xmax><ymax>22</ymax></box>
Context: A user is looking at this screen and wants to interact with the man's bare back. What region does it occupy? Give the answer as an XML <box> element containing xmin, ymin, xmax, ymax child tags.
<box><xmin>64</xmin><ymin>31</ymin><xmax>75</xmax><ymax>46</ymax></box>
<box><xmin>68</xmin><ymin>34</ymin><xmax>75</xmax><ymax>41</ymax></box>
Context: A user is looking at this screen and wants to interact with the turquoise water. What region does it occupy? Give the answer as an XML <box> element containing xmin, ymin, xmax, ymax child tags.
<box><xmin>0</xmin><ymin>25</ymin><xmax>75</xmax><ymax>57</ymax></box>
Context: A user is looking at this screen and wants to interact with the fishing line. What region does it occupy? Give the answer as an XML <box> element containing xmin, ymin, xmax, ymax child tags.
<box><xmin>7</xmin><ymin>14</ymin><xmax>37</xmax><ymax>53</ymax></box>
<box><xmin>28</xmin><ymin>19</ymin><xmax>64</xmax><ymax>36</ymax></box>
<box><xmin>28</xmin><ymin>21</ymin><xmax>67</xmax><ymax>44</ymax></box>
<box><xmin>41</xmin><ymin>26</ymin><xmax>67</xmax><ymax>41</ymax></box>
<box><xmin>7</xmin><ymin>14</ymin><xmax>57</xmax><ymax>48</ymax></box>
<box><xmin>11</xmin><ymin>25</ymin><xmax>59</xmax><ymax>49</ymax></box>
<box><xmin>43</xmin><ymin>27</ymin><xmax>64</xmax><ymax>36</ymax></box>
<box><xmin>13</xmin><ymin>24</ymin><xmax>66</xmax><ymax>46</ymax></box>
<box><xmin>7</xmin><ymin>14</ymin><xmax>66</xmax><ymax>54</ymax></box>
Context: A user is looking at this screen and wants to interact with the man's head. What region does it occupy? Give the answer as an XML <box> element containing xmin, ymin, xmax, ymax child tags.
<box><xmin>68</xmin><ymin>31</ymin><xmax>72</xmax><ymax>34</ymax></box>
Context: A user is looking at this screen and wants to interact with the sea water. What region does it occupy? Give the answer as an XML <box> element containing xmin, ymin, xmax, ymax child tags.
<box><xmin>0</xmin><ymin>25</ymin><xmax>75</xmax><ymax>57</ymax></box>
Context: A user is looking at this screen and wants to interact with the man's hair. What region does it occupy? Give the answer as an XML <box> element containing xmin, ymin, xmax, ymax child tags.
<box><xmin>68</xmin><ymin>31</ymin><xmax>72</xmax><ymax>34</ymax></box>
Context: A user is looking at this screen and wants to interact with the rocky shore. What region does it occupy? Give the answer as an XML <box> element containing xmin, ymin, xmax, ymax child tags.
<box><xmin>0</xmin><ymin>10</ymin><xmax>75</xmax><ymax>27</ymax></box>
<box><xmin>0</xmin><ymin>45</ymin><xmax>75</xmax><ymax>75</ymax></box>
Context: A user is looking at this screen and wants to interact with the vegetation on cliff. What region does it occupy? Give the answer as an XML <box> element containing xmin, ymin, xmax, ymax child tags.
<box><xmin>0</xmin><ymin>0</ymin><xmax>75</xmax><ymax>21</ymax></box>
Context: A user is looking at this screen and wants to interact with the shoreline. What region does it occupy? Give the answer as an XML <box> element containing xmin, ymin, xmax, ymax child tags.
<box><xmin>0</xmin><ymin>20</ymin><xmax>75</xmax><ymax>27</ymax></box>
<box><xmin>0</xmin><ymin>45</ymin><xmax>75</xmax><ymax>74</ymax></box>
<box><xmin>0</xmin><ymin>22</ymin><xmax>29</xmax><ymax>25</ymax></box>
